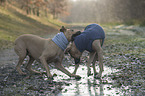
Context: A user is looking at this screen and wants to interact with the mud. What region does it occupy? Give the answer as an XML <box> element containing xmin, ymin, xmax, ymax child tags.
<box><xmin>0</xmin><ymin>25</ymin><xmax>145</xmax><ymax>96</ymax></box>
<box><xmin>0</xmin><ymin>49</ymin><xmax>122</xmax><ymax>96</ymax></box>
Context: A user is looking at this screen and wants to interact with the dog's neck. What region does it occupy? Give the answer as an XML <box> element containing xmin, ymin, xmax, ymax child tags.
<box><xmin>52</xmin><ymin>32</ymin><xmax>69</xmax><ymax>51</ymax></box>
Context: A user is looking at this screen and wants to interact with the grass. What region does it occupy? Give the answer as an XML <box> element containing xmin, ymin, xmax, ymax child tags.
<box><xmin>0</xmin><ymin>5</ymin><xmax>66</xmax><ymax>50</ymax></box>
<box><xmin>104</xmin><ymin>24</ymin><xmax>145</xmax><ymax>57</ymax></box>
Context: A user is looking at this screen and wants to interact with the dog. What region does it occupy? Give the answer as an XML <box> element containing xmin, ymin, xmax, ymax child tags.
<box><xmin>14</xmin><ymin>26</ymin><xmax>81</xmax><ymax>79</ymax></box>
<box><xmin>65</xmin><ymin>24</ymin><xmax>105</xmax><ymax>79</ymax></box>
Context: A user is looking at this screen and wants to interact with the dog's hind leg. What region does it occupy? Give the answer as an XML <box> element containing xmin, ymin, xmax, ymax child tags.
<box><xmin>92</xmin><ymin>40</ymin><xmax>104</xmax><ymax>79</ymax></box>
<box><xmin>17</xmin><ymin>56</ymin><xmax>26</xmax><ymax>75</ymax></box>
<box><xmin>14</xmin><ymin>45</ymin><xmax>27</xmax><ymax>75</ymax></box>
<box><xmin>26</xmin><ymin>56</ymin><xmax>41</xmax><ymax>74</ymax></box>
<box><xmin>87</xmin><ymin>52</ymin><xmax>96</xmax><ymax>77</ymax></box>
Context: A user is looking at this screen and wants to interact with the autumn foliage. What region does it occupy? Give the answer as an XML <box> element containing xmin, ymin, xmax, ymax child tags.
<box><xmin>0</xmin><ymin>0</ymin><xmax>68</xmax><ymax>19</ymax></box>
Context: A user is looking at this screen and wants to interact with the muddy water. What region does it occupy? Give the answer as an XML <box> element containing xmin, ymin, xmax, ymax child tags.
<box><xmin>52</xmin><ymin>65</ymin><xmax>123</xmax><ymax>96</ymax></box>
<box><xmin>0</xmin><ymin>47</ymin><xmax>130</xmax><ymax>96</ymax></box>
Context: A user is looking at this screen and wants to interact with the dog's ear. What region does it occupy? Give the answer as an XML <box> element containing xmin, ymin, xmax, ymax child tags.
<box><xmin>60</xmin><ymin>26</ymin><xmax>66</xmax><ymax>32</ymax></box>
<box><xmin>71</xmin><ymin>31</ymin><xmax>81</xmax><ymax>42</ymax></box>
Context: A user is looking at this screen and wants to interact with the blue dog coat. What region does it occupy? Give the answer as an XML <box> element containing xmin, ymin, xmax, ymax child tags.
<box><xmin>74</xmin><ymin>24</ymin><xmax>105</xmax><ymax>52</ymax></box>
<box><xmin>52</xmin><ymin>32</ymin><xmax>69</xmax><ymax>51</ymax></box>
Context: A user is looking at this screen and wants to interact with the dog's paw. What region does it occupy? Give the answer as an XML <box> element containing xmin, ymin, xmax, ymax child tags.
<box><xmin>53</xmin><ymin>73</ymin><xmax>57</xmax><ymax>77</ymax></box>
<box><xmin>93</xmin><ymin>72</ymin><xmax>99</xmax><ymax>77</ymax></box>
<box><xmin>94</xmin><ymin>76</ymin><xmax>101</xmax><ymax>79</ymax></box>
<box><xmin>94</xmin><ymin>75</ymin><xmax>101</xmax><ymax>79</ymax></box>
<box><xmin>87</xmin><ymin>73</ymin><xmax>93</xmax><ymax>77</ymax></box>
<box><xmin>48</xmin><ymin>76</ymin><xmax>54</xmax><ymax>80</ymax></box>
<box><xmin>24</xmin><ymin>75</ymin><xmax>31</xmax><ymax>79</ymax></box>
<box><xmin>88</xmin><ymin>73</ymin><xmax>93</xmax><ymax>77</ymax></box>
<box><xmin>87</xmin><ymin>70</ymin><xmax>93</xmax><ymax>77</ymax></box>
<box><xmin>70</xmin><ymin>74</ymin><xmax>81</xmax><ymax>80</ymax></box>
<box><xmin>94</xmin><ymin>72</ymin><xmax>102</xmax><ymax>79</ymax></box>
<box><xmin>19</xmin><ymin>72</ymin><xmax>27</xmax><ymax>75</ymax></box>
<box><xmin>75</xmin><ymin>75</ymin><xmax>81</xmax><ymax>80</ymax></box>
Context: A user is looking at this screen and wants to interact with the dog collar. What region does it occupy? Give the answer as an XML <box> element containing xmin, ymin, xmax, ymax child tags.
<box><xmin>52</xmin><ymin>32</ymin><xmax>69</xmax><ymax>51</ymax></box>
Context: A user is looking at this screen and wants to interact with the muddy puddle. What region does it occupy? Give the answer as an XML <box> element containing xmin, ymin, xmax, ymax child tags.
<box><xmin>0</xmin><ymin>48</ymin><xmax>131</xmax><ymax>96</ymax></box>
<box><xmin>52</xmin><ymin>65</ymin><xmax>124</xmax><ymax>96</ymax></box>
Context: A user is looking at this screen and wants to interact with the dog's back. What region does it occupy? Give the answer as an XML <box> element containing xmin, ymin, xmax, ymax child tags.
<box><xmin>14</xmin><ymin>34</ymin><xmax>47</xmax><ymax>61</ymax></box>
<box><xmin>84</xmin><ymin>24</ymin><xmax>105</xmax><ymax>40</ymax></box>
<box><xmin>74</xmin><ymin>24</ymin><xmax>105</xmax><ymax>52</ymax></box>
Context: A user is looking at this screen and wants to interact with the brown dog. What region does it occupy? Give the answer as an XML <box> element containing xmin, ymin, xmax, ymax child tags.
<box><xmin>65</xmin><ymin>24</ymin><xmax>105</xmax><ymax>79</ymax></box>
<box><xmin>14</xmin><ymin>26</ymin><xmax>81</xmax><ymax>79</ymax></box>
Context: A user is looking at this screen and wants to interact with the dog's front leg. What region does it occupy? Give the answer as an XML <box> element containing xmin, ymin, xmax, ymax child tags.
<box><xmin>92</xmin><ymin>54</ymin><xmax>99</xmax><ymax>76</ymax></box>
<box><xmin>73</xmin><ymin>64</ymin><xmax>79</xmax><ymax>74</ymax></box>
<box><xmin>39</xmin><ymin>56</ymin><xmax>53</xmax><ymax>79</ymax></box>
<box><xmin>87</xmin><ymin>52</ymin><xmax>96</xmax><ymax>77</ymax></box>
<box><xmin>55</xmin><ymin>62</ymin><xmax>81</xmax><ymax>79</ymax></box>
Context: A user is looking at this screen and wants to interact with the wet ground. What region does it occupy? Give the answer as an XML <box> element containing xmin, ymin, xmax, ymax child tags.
<box><xmin>0</xmin><ymin>25</ymin><xmax>145</xmax><ymax>96</ymax></box>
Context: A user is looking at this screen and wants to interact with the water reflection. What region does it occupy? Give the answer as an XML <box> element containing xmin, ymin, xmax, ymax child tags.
<box><xmin>74</xmin><ymin>81</ymin><xmax>80</xmax><ymax>96</ymax></box>
<box><xmin>87</xmin><ymin>79</ymin><xmax>103</xmax><ymax>96</ymax></box>
<box><xmin>51</xmin><ymin>65</ymin><xmax>122</xmax><ymax>96</ymax></box>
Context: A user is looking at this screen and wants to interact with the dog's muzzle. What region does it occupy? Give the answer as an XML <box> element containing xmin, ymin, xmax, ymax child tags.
<box><xmin>74</xmin><ymin>58</ymin><xmax>80</xmax><ymax>64</ymax></box>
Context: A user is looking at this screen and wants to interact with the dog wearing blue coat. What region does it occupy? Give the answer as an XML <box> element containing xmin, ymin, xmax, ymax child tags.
<box><xmin>65</xmin><ymin>24</ymin><xmax>105</xmax><ymax>79</ymax></box>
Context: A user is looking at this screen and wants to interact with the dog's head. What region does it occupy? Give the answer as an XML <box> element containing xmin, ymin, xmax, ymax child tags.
<box><xmin>60</xmin><ymin>26</ymin><xmax>82</xmax><ymax>64</ymax></box>
<box><xmin>71</xmin><ymin>31</ymin><xmax>81</xmax><ymax>42</ymax></box>
<box><xmin>65</xmin><ymin>42</ymin><xmax>82</xmax><ymax>64</ymax></box>
<box><xmin>60</xmin><ymin>26</ymin><xmax>75</xmax><ymax>42</ymax></box>
<box><xmin>65</xmin><ymin>31</ymin><xmax>82</xmax><ymax>64</ymax></box>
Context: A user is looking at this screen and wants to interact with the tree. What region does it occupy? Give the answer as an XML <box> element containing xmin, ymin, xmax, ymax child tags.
<box><xmin>13</xmin><ymin>0</ymin><xmax>69</xmax><ymax>18</ymax></box>
<box><xmin>49</xmin><ymin>0</ymin><xmax>68</xmax><ymax>19</ymax></box>
<box><xmin>62</xmin><ymin>0</ymin><xmax>145</xmax><ymax>23</ymax></box>
<box><xmin>19</xmin><ymin>0</ymin><xmax>45</xmax><ymax>16</ymax></box>
<box><xmin>0</xmin><ymin>0</ymin><xmax>7</xmax><ymax>6</ymax></box>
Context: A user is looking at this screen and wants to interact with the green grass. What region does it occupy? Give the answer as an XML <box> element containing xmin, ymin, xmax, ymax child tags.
<box><xmin>0</xmin><ymin>5</ymin><xmax>66</xmax><ymax>49</ymax></box>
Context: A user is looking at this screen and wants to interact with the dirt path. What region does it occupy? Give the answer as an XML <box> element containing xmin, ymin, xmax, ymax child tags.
<box><xmin>0</xmin><ymin>25</ymin><xmax>145</xmax><ymax>96</ymax></box>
